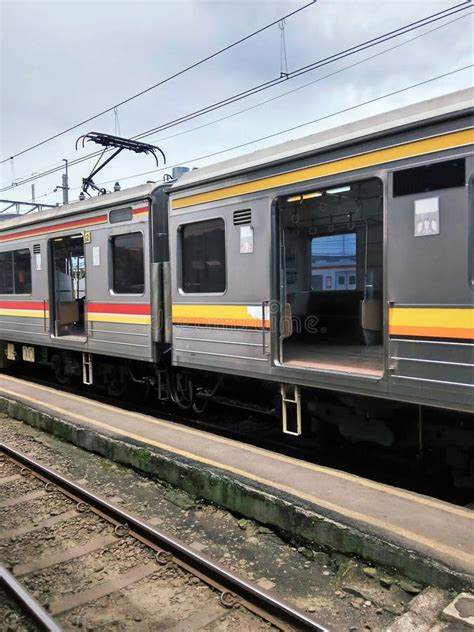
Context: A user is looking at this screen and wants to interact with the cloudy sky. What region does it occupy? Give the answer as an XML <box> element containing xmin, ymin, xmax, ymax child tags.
<box><xmin>0</xmin><ymin>0</ymin><xmax>472</xmax><ymax>210</ymax></box>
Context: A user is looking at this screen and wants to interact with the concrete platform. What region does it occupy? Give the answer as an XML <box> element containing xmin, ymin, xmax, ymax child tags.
<box><xmin>0</xmin><ymin>373</ymin><xmax>472</xmax><ymax>592</ymax></box>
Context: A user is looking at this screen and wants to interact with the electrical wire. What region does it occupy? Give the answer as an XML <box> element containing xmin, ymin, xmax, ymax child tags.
<box><xmin>130</xmin><ymin>2</ymin><xmax>474</xmax><ymax>142</ymax></box>
<box><xmin>6</xmin><ymin>8</ymin><xmax>471</xmax><ymax>191</ymax></box>
<box><xmin>2</xmin><ymin>1</ymin><xmax>471</xmax><ymax>192</ymax></box>
<box><xmin>49</xmin><ymin>62</ymin><xmax>472</xmax><ymax>202</ymax></box>
<box><xmin>144</xmin><ymin>11</ymin><xmax>473</xmax><ymax>146</ymax></box>
<box><xmin>94</xmin><ymin>65</ymin><xmax>473</xmax><ymax>187</ymax></box>
<box><xmin>0</xmin><ymin>0</ymin><xmax>318</xmax><ymax>164</ymax></box>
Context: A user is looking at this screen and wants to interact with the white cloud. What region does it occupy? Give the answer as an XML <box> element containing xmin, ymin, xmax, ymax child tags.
<box><xmin>0</xmin><ymin>0</ymin><xmax>472</xmax><ymax>206</ymax></box>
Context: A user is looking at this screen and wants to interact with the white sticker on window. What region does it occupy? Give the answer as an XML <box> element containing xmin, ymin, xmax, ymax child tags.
<box><xmin>35</xmin><ymin>253</ymin><xmax>42</xmax><ymax>271</ymax></box>
<box><xmin>240</xmin><ymin>225</ymin><xmax>254</xmax><ymax>254</ymax></box>
<box><xmin>92</xmin><ymin>246</ymin><xmax>100</xmax><ymax>266</ymax></box>
<box><xmin>414</xmin><ymin>197</ymin><xmax>439</xmax><ymax>237</ymax></box>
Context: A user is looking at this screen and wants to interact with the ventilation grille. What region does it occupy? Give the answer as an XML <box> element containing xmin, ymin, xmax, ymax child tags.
<box><xmin>33</xmin><ymin>244</ymin><xmax>41</xmax><ymax>254</ymax></box>
<box><xmin>233</xmin><ymin>209</ymin><xmax>252</xmax><ymax>225</ymax></box>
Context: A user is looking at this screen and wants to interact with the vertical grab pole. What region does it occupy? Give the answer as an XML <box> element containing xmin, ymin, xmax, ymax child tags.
<box><xmin>262</xmin><ymin>301</ymin><xmax>269</xmax><ymax>356</ymax></box>
<box><xmin>363</xmin><ymin>219</ymin><xmax>369</xmax><ymax>301</ymax></box>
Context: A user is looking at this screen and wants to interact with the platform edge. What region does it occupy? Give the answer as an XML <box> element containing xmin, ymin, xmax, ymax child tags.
<box><xmin>0</xmin><ymin>393</ymin><xmax>472</xmax><ymax>593</ymax></box>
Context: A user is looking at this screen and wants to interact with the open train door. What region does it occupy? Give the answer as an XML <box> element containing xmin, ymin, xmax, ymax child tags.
<box><xmin>50</xmin><ymin>234</ymin><xmax>87</xmax><ymax>339</ymax></box>
<box><xmin>275</xmin><ymin>178</ymin><xmax>385</xmax><ymax>378</ymax></box>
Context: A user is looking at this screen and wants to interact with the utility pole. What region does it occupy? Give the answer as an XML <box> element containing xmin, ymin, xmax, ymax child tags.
<box><xmin>62</xmin><ymin>159</ymin><xmax>69</xmax><ymax>204</ymax></box>
<box><xmin>31</xmin><ymin>184</ymin><xmax>35</xmax><ymax>203</ymax></box>
<box><xmin>54</xmin><ymin>158</ymin><xmax>69</xmax><ymax>204</ymax></box>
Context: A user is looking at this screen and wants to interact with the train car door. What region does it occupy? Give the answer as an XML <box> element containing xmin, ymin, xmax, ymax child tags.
<box><xmin>276</xmin><ymin>176</ymin><xmax>385</xmax><ymax>377</ymax></box>
<box><xmin>50</xmin><ymin>234</ymin><xmax>87</xmax><ymax>338</ymax></box>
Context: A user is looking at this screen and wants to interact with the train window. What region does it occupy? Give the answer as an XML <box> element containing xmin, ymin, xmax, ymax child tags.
<box><xmin>110</xmin><ymin>207</ymin><xmax>133</xmax><ymax>223</ymax></box>
<box><xmin>111</xmin><ymin>233</ymin><xmax>144</xmax><ymax>294</ymax></box>
<box><xmin>14</xmin><ymin>249</ymin><xmax>32</xmax><ymax>294</ymax></box>
<box><xmin>0</xmin><ymin>249</ymin><xmax>31</xmax><ymax>294</ymax></box>
<box><xmin>311</xmin><ymin>233</ymin><xmax>356</xmax><ymax>292</ymax></box>
<box><xmin>0</xmin><ymin>252</ymin><xmax>14</xmax><ymax>293</ymax></box>
<box><xmin>181</xmin><ymin>218</ymin><xmax>226</xmax><ymax>293</ymax></box>
<box><xmin>393</xmin><ymin>158</ymin><xmax>465</xmax><ymax>197</ymax></box>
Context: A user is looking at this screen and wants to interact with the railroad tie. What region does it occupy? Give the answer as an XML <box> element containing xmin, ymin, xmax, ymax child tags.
<box><xmin>0</xmin><ymin>489</ymin><xmax>46</xmax><ymax>509</ymax></box>
<box><xmin>0</xmin><ymin>509</ymin><xmax>78</xmax><ymax>540</ymax></box>
<box><xmin>48</xmin><ymin>562</ymin><xmax>159</xmax><ymax>615</ymax></box>
<box><xmin>165</xmin><ymin>603</ymin><xmax>230</xmax><ymax>631</ymax></box>
<box><xmin>14</xmin><ymin>533</ymin><xmax>118</xmax><ymax>576</ymax></box>
<box><xmin>0</xmin><ymin>474</ymin><xmax>22</xmax><ymax>485</ymax></box>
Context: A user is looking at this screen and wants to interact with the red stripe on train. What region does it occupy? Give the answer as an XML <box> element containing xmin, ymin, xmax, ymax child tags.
<box><xmin>0</xmin><ymin>214</ymin><xmax>108</xmax><ymax>242</ymax></box>
<box><xmin>132</xmin><ymin>206</ymin><xmax>149</xmax><ymax>215</ymax></box>
<box><xmin>87</xmin><ymin>303</ymin><xmax>151</xmax><ymax>315</ymax></box>
<box><xmin>0</xmin><ymin>301</ymin><xmax>47</xmax><ymax>310</ymax></box>
<box><xmin>0</xmin><ymin>204</ymin><xmax>148</xmax><ymax>243</ymax></box>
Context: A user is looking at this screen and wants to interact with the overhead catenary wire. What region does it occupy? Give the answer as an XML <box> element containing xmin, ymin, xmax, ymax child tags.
<box><xmin>92</xmin><ymin>65</ymin><xmax>473</xmax><ymax>188</ymax></box>
<box><xmin>17</xmin><ymin>64</ymin><xmax>474</xmax><ymax>205</ymax></box>
<box><xmin>20</xmin><ymin>60</ymin><xmax>460</xmax><ymax>208</ymax></box>
<box><xmin>5</xmin><ymin>8</ymin><xmax>471</xmax><ymax>191</ymax></box>
<box><xmin>144</xmin><ymin>11</ymin><xmax>473</xmax><ymax>148</ymax></box>
<box><xmin>1</xmin><ymin>1</ymin><xmax>471</xmax><ymax>194</ymax></box>
<box><xmin>30</xmin><ymin>189</ymin><xmax>57</xmax><ymax>202</ymax></box>
<box><xmin>118</xmin><ymin>2</ymin><xmax>474</xmax><ymax>143</ymax></box>
<box><xmin>0</xmin><ymin>0</ymin><xmax>318</xmax><ymax>165</ymax></box>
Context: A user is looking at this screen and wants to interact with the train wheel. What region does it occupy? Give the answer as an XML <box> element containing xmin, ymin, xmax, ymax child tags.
<box><xmin>170</xmin><ymin>370</ymin><xmax>195</xmax><ymax>410</ymax></box>
<box><xmin>54</xmin><ymin>369</ymin><xmax>71</xmax><ymax>386</ymax></box>
<box><xmin>192</xmin><ymin>395</ymin><xmax>208</xmax><ymax>415</ymax></box>
<box><xmin>52</xmin><ymin>355</ymin><xmax>71</xmax><ymax>386</ymax></box>
<box><xmin>106</xmin><ymin>368</ymin><xmax>128</xmax><ymax>398</ymax></box>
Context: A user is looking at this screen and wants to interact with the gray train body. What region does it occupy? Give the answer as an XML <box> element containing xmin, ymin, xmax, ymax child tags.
<box><xmin>0</xmin><ymin>185</ymin><xmax>170</xmax><ymax>388</ymax></box>
<box><xmin>168</xmin><ymin>88</ymin><xmax>473</xmax><ymax>418</ymax></box>
<box><xmin>1</xmin><ymin>88</ymin><xmax>473</xmax><ymax>445</ymax></box>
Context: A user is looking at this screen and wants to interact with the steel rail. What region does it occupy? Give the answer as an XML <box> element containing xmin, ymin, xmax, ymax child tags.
<box><xmin>0</xmin><ymin>565</ymin><xmax>63</xmax><ymax>632</ymax></box>
<box><xmin>0</xmin><ymin>442</ymin><xmax>329</xmax><ymax>631</ymax></box>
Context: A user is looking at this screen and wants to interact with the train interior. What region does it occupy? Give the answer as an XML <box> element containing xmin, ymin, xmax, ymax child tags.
<box><xmin>278</xmin><ymin>177</ymin><xmax>384</xmax><ymax>376</ymax></box>
<box><xmin>50</xmin><ymin>234</ymin><xmax>86</xmax><ymax>337</ymax></box>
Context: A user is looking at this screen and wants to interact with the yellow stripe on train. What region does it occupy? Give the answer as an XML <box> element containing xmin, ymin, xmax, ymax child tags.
<box><xmin>87</xmin><ymin>313</ymin><xmax>151</xmax><ymax>325</ymax></box>
<box><xmin>171</xmin><ymin>128</ymin><xmax>474</xmax><ymax>210</ymax></box>
<box><xmin>0</xmin><ymin>309</ymin><xmax>49</xmax><ymax>318</ymax></box>
<box><xmin>172</xmin><ymin>304</ymin><xmax>270</xmax><ymax>328</ymax></box>
<box><xmin>389</xmin><ymin>307</ymin><xmax>474</xmax><ymax>340</ymax></box>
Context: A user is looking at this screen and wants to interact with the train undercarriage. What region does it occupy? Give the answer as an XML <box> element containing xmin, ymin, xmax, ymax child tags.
<box><xmin>1</xmin><ymin>340</ymin><xmax>473</xmax><ymax>495</ymax></box>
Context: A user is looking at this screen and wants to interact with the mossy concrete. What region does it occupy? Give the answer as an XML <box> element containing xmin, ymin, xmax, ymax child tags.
<box><xmin>0</xmin><ymin>394</ymin><xmax>472</xmax><ymax>593</ymax></box>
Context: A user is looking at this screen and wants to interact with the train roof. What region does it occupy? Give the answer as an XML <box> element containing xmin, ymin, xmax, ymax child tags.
<box><xmin>0</xmin><ymin>182</ymin><xmax>162</xmax><ymax>232</ymax></box>
<box><xmin>171</xmin><ymin>87</ymin><xmax>474</xmax><ymax>191</ymax></box>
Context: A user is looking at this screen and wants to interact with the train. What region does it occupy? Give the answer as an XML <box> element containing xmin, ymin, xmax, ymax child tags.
<box><xmin>1</xmin><ymin>88</ymin><xmax>473</xmax><ymax>486</ymax></box>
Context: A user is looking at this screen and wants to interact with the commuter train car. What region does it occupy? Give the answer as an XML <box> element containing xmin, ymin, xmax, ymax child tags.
<box><xmin>0</xmin><ymin>183</ymin><xmax>172</xmax><ymax>393</ymax></box>
<box><xmin>167</xmin><ymin>87</ymin><xmax>473</xmax><ymax>473</ymax></box>
<box><xmin>1</xmin><ymin>88</ymin><xmax>473</xmax><ymax>481</ymax></box>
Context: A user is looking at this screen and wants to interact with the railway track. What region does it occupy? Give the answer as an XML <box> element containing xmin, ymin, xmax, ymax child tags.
<box><xmin>0</xmin><ymin>443</ymin><xmax>327</xmax><ymax>632</ymax></box>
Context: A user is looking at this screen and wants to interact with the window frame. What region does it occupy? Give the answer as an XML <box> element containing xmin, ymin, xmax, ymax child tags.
<box><xmin>178</xmin><ymin>216</ymin><xmax>227</xmax><ymax>296</ymax></box>
<box><xmin>0</xmin><ymin>247</ymin><xmax>32</xmax><ymax>296</ymax></box>
<box><xmin>109</xmin><ymin>207</ymin><xmax>133</xmax><ymax>224</ymax></box>
<box><xmin>109</xmin><ymin>230</ymin><xmax>146</xmax><ymax>296</ymax></box>
<box><xmin>310</xmin><ymin>231</ymin><xmax>358</xmax><ymax>293</ymax></box>
<box><xmin>0</xmin><ymin>250</ymin><xmax>14</xmax><ymax>295</ymax></box>
<box><xmin>392</xmin><ymin>157</ymin><xmax>466</xmax><ymax>198</ymax></box>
